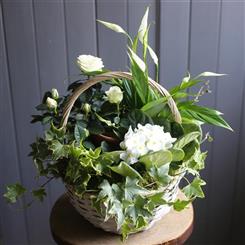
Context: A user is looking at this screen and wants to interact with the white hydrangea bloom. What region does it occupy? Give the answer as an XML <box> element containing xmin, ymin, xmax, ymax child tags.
<box><xmin>77</xmin><ymin>55</ymin><xmax>104</xmax><ymax>73</ymax></box>
<box><xmin>105</xmin><ymin>86</ymin><xmax>123</xmax><ymax>104</ymax></box>
<box><xmin>120</xmin><ymin>123</ymin><xmax>176</xmax><ymax>164</ymax></box>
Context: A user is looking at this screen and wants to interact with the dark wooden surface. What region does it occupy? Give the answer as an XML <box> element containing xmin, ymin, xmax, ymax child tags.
<box><xmin>50</xmin><ymin>192</ymin><xmax>193</xmax><ymax>245</ymax></box>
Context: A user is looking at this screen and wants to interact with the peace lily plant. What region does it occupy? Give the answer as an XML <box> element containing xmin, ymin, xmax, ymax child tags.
<box><xmin>4</xmin><ymin>7</ymin><xmax>231</xmax><ymax>240</ymax></box>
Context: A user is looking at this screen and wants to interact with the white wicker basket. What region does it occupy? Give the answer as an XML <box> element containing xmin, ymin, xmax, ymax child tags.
<box><xmin>66</xmin><ymin>175</ymin><xmax>182</xmax><ymax>234</ymax></box>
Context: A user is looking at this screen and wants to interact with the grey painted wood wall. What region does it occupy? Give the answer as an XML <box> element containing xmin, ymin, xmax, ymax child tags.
<box><xmin>0</xmin><ymin>0</ymin><xmax>244</xmax><ymax>244</ymax></box>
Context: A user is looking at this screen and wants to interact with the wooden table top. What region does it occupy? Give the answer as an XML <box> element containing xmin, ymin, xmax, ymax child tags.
<box><xmin>50</xmin><ymin>191</ymin><xmax>194</xmax><ymax>245</ymax></box>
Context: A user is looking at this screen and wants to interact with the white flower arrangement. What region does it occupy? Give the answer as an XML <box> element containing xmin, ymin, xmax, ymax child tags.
<box><xmin>120</xmin><ymin>124</ymin><xmax>176</xmax><ymax>164</ymax></box>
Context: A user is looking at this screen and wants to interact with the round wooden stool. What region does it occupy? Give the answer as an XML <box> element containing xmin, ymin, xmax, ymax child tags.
<box><xmin>50</xmin><ymin>191</ymin><xmax>194</xmax><ymax>245</ymax></box>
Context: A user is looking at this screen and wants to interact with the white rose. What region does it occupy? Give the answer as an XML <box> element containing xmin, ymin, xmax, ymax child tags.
<box><xmin>51</xmin><ymin>88</ymin><xmax>59</xmax><ymax>99</ymax></box>
<box><xmin>77</xmin><ymin>55</ymin><xmax>104</xmax><ymax>73</ymax></box>
<box><xmin>46</xmin><ymin>97</ymin><xmax>57</xmax><ymax>110</ymax></box>
<box><xmin>105</xmin><ymin>86</ymin><xmax>123</xmax><ymax>104</ymax></box>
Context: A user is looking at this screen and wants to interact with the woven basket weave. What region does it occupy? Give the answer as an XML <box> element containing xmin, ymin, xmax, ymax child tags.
<box><xmin>61</xmin><ymin>71</ymin><xmax>182</xmax><ymax>234</ymax></box>
<box><xmin>66</xmin><ymin>175</ymin><xmax>182</xmax><ymax>234</ymax></box>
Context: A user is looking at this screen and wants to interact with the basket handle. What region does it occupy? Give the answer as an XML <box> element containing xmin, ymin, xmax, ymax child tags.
<box><xmin>60</xmin><ymin>71</ymin><xmax>181</xmax><ymax>129</ymax></box>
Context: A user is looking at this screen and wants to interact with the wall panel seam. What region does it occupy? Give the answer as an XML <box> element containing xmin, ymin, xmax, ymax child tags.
<box><xmin>62</xmin><ymin>0</ymin><xmax>70</xmax><ymax>80</ymax></box>
<box><xmin>206</xmin><ymin>0</ymin><xmax>222</xmax><ymax>241</ymax></box>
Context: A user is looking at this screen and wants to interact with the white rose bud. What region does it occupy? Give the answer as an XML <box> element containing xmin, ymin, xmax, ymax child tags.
<box><xmin>105</xmin><ymin>86</ymin><xmax>123</xmax><ymax>104</ymax></box>
<box><xmin>77</xmin><ymin>54</ymin><xmax>104</xmax><ymax>73</ymax></box>
<box><xmin>82</xmin><ymin>103</ymin><xmax>91</xmax><ymax>114</ymax></box>
<box><xmin>46</xmin><ymin>97</ymin><xmax>57</xmax><ymax>110</ymax></box>
<box><xmin>51</xmin><ymin>88</ymin><xmax>59</xmax><ymax>99</ymax></box>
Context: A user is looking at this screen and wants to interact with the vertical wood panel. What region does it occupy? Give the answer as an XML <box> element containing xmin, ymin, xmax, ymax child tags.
<box><xmin>1</xmin><ymin>0</ymin><xmax>52</xmax><ymax>243</ymax></box>
<box><xmin>207</xmin><ymin>1</ymin><xmax>244</xmax><ymax>243</ymax></box>
<box><xmin>159</xmin><ymin>0</ymin><xmax>190</xmax><ymax>88</ymax></box>
<box><xmin>187</xmin><ymin>1</ymin><xmax>221</xmax><ymax>244</ymax></box>
<box><xmin>65</xmin><ymin>0</ymin><xmax>97</xmax><ymax>77</ymax></box>
<box><xmin>33</xmin><ymin>0</ymin><xmax>68</xmax><ymax>205</ymax></box>
<box><xmin>0</xmin><ymin>2</ymin><xmax>29</xmax><ymax>244</ymax></box>
<box><xmin>96</xmin><ymin>0</ymin><xmax>127</xmax><ymax>70</ymax></box>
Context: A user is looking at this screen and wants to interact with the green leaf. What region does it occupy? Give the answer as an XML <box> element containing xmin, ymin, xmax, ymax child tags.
<box><xmin>128</xmin><ymin>109</ymin><xmax>153</xmax><ymax>128</ymax></box>
<box><xmin>169</xmin><ymin>148</ymin><xmax>185</xmax><ymax>161</ymax></box>
<box><xmin>149</xmin><ymin>163</ymin><xmax>171</xmax><ymax>186</ymax></box>
<box><xmin>173</xmin><ymin>199</ymin><xmax>191</xmax><ymax>211</ymax></box>
<box><xmin>110</xmin><ymin>162</ymin><xmax>143</xmax><ymax>179</ymax></box>
<box><xmin>99</xmin><ymin>151</ymin><xmax>123</xmax><ymax>165</ymax></box>
<box><xmin>182</xmin><ymin>177</ymin><xmax>206</xmax><ymax>199</ymax></box>
<box><xmin>170</xmin><ymin>79</ymin><xmax>202</xmax><ymax>94</ymax></box>
<box><xmin>32</xmin><ymin>187</ymin><xmax>46</xmax><ymax>202</ymax></box>
<box><xmin>141</xmin><ymin>97</ymin><xmax>168</xmax><ymax>117</ymax></box>
<box><xmin>4</xmin><ymin>183</ymin><xmax>26</xmax><ymax>203</ymax></box>
<box><xmin>74</xmin><ymin>124</ymin><xmax>88</xmax><ymax>142</ymax></box>
<box><xmin>139</xmin><ymin>150</ymin><xmax>172</xmax><ymax>169</ymax></box>
<box><xmin>49</xmin><ymin>140</ymin><xmax>68</xmax><ymax>160</ymax></box>
<box><xmin>124</xmin><ymin>177</ymin><xmax>146</xmax><ymax>201</ymax></box>
<box><xmin>174</xmin><ymin>132</ymin><xmax>201</xmax><ymax>149</ymax></box>
<box><xmin>126</xmin><ymin>195</ymin><xmax>151</xmax><ymax>224</ymax></box>
<box><xmin>128</xmin><ymin>47</ymin><xmax>146</xmax><ymax>72</ymax></box>
<box><xmin>180</xmin><ymin>104</ymin><xmax>232</xmax><ymax>131</ymax></box>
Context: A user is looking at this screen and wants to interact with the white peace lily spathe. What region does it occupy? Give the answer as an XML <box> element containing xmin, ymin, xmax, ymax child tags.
<box><xmin>77</xmin><ymin>55</ymin><xmax>104</xmax><ymax>73</ymax></box>
<box><xmin>120</xmin><ymin>124</ymin><xmax>176</xmax><ymax>164</ymax></box>
<box><xmin>105</xmin><ymin>86</ymin><xmax>123</xmax><ymax>104</ymax></box>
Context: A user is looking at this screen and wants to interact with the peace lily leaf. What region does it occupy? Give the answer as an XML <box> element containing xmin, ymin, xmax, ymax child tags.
<box><xmin>170</xmin><ymin>79</ymin><xmax>202</xmax><ymax>94</ymax></box>
<box><xmin>179</xmin><ymin>104</ymin><xmax>233</xmax><ymax>131</ymax></box>
<box><xmin>124</xmin><ymin>177</ymin><xmax>146</xmax><ymax>201</ymax></box>
<box><xmin>32</xmin><ymin>187</ymin><xmax>46</xmax><ymax>202</ymax></box>
<box><xmin>182</xmin><ymin>177</ymin><xmax>206</xmax><ymax>199</ymax></box>
<box><xmin>110</xmin><ymin>162</ymin><xmax>143</xmax><ymax>179</ymax></box>
<box><xmin>174</xmin><ymin>132</ymin><xmax>201</xmax><ymax>149</ymax></box>
<box><xmin>141</xmin><ymin>97</ymin><xmax>168</xmax><ymax>117</ymax></box>
<box><xmin>138</xmin><ymin>6</ymin><xmax>149</xmax><ymax>42</ymax></box>
<box><xmin>196</xmin><ymin>71</ymin><xmax>226</xmax><ymax>78</ymax></box>
<box><xmin>128</xmin><ymin>47</ymin><xmax>146</xmax><ymax>72</ymax></box>
<box><xmin>4</xmin><ymin>183</ymin><xmax>26</xmax><ymax>203</ymax></box>
<box><xmin>169</xmin><ymin>148</ymin><xmax>185</xmax><ymax>161</ymax></box>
